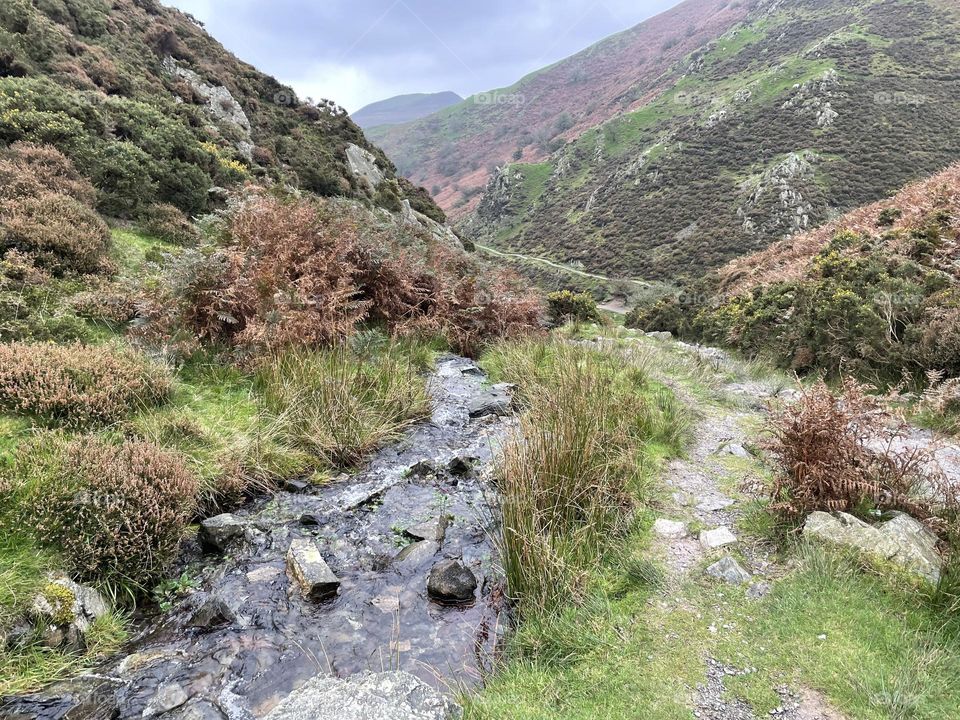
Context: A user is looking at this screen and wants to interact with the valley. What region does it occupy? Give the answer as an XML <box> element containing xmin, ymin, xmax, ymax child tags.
<box><xmin>1</xmin><ymin>1</ymin><xmax>959</xmax><ymax>719</ymax></box>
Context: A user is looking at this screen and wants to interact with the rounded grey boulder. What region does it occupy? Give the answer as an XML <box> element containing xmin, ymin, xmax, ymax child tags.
<box><xmin>427</xmin><ymin>560</ymin><xmax>477</xmax><ymax>605</ymax></box>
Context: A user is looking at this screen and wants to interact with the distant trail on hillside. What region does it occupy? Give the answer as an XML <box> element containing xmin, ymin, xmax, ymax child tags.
<box><xmin>476</xmin><ymin>243</ymin><xmax>651</xmax><ymax>289</ymax></box>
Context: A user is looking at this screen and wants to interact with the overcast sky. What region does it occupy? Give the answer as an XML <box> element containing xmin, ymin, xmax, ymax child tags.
<box><xmin>167</xmin><ymin>0</ymin><xmax>682</xmax><ymax>113</ymax></box>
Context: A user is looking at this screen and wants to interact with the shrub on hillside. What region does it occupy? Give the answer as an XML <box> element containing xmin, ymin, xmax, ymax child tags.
<box><xmin>767</xmin><ymin>379</ymin><xmax>957</xmax><ymax>534</ymax></box>
<box><xmin>137</xmin><ymin>203</ymin><xmax>199</xmax><ymax>246</ymax></box>
<box><xmin>0</xmin><ymin>342</ymin><xmax>172</xmax><ymax>427</ymax></box>
<box><xmin>546</xmin><ymin>290</ymin><xmax>600</xmax><ymax>325</ymax></box>
<box><xmin>0</xmin><ymin>142</ymin><xmax>95</xmax><ymax>204</ymax></box>
<box><xmin>3</xmin><ymin>436</ymin><xmax>198</xmax><ymax>588</ymax></box>
<box><xmin>0</xmin><ymin>192</ymin><xmax>112</xmax><ymax>276</ymax></box>
<box><xmin>142</xmin><ymin>192</ymin><xmax>543</xmax><ymax>358</ymax></box>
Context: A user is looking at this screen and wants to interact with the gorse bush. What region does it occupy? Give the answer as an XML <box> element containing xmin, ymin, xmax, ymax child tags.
<box><xmin>546</xmin><ymin>290</ymin><xmax>601</xmax><ymax>325</ymax></box>
<box><xmin>0</xmin><ymin>342</ymin><xmax>172</xmax><ymax>428</ymax></box>
<box><xmin>482</xmin><ymin>340</ymin><xmax>687</xmax><ymax>617</ymax></box>
<box><xmin>256</xmin><ymin>343</ymin><xmax>431</xmax><ymax>468</ymax></box>
<box><xmin>767</xmin><ymin>379</ymin><xmax>958</xmax><ymax>535</ymax></box>
<box><xmin>2</xmin><ymin>436</ymin><xmax>198</xmax><ymax>590</ymax></box>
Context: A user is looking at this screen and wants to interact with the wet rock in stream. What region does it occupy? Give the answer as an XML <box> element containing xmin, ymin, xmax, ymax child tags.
<box><xmin>1</xmin><ymin>357</ymin><xmax>512</xmax><ymax>720</ymax></box>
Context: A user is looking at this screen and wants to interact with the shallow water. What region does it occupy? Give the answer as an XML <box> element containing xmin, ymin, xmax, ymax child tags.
<box><xmin>2</xmin><ymin>356</ymin><xmax>512</xmax><ymax>720</ymax></box>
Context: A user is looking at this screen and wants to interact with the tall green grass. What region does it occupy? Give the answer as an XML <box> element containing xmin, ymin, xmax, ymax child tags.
<box><xmin>482</xmin><ymin>340</ymin><xmax>688</xmax><ymax>618</ymax></box>
<box><xmin>256</xmin><ymin>342</ymin><xmax>432</xmax><ymax>468</ymax></box>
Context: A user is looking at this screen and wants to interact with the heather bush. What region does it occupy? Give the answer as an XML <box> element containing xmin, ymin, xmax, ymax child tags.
<box><xmin>2</xmin><ymin>436</ymin><xmax>198</xmax><ymax>588</ymax></box>
<box><xmin>136</xmin><ymin>203</ymin><xmax>199</xmax><ymax>246</ymax></box>
<box><xmin>0</xmin><ymin>142</ymin><xmax>95</xmax><ymax>204</ymax></box>
<box><xmin>0</xmin><ymin>342</ymin><xmax>172</xmax><ymax>427</ymax></box>
<box><xmin>0</xmin><ymin>192</ymin><xmax>112</xmax><ymax>276</ymax></box>
<box><xmin>767</xmin><ymin>379</ymin><xmax>958</xmax><ymax>535</ymax></box>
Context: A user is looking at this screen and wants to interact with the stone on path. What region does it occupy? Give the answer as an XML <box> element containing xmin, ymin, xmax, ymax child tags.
<box><xmin>699</xmin><ymin>526</ymin><xmax>738</xmax><ymax>550</ymax></box>
<box><xmin>803</xmin><ymin>511</ymin><xmax>943</xmax><ymax>584</ymax></box>
<box><xmin>264</xmin><ymin>671</ymin><xmax>462</xmax><ymax>720</ymax></box>
<box><xmin>705</xmin><ymin>556</ymin><xmax>752</xmax><ymax>585</ymax></box>
<box><xmin>653</xmin><ymin>518</ymin><xmax>688</xmax><ymax>539</ymax></box>
<box><xmin>198</xmin><ymin>513</ymin><xmax>244</xmax><ymax>553</ymax></box>
<box><xmin>427</xmin><ymin>560</ymin><xmax>477</xmax><ymax>605</ymax></box>
<box><xmin>287</xmin><ymin>539</ymin><xmax>340</xmax><ymax>601</ymax></box>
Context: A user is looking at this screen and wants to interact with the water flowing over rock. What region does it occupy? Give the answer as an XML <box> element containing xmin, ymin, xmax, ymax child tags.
<box><xmin>263</xmin><ymin>671</ymin><xmax>462</xmax><ymax>720</ymax></box>
<box><xmin>1</xmin><ymin>357</ymin><xmax>512</xmax><ymax>720</ymax></box>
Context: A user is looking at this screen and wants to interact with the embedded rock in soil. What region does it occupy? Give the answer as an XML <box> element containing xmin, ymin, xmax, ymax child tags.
<box><xmin>263</xmin><ymin>671</ymin><xmax>462</xmax><ymax>720</ymax></box>
<box><xmin>427</xmin><ymin>560</ymin><xmax>478</xmax><ymax>605</ymax></box>
<box><xmin>654</xmin><ymin>518</ymin><xmax>688</xmax><ymax>538</ymax></box>
<box><xmin>804</xmin><ymin>511</ymin><xmax>942</xmax><ymax>584</ymax></box>
<box><xmin>287</xmin><ymin>539</ymin><xmax>341</xmax><ymax>601</ymax></box>
<box><xmin>30</xmin><ymin>577</ymin><xmax>109</xmax><ymax>651</ymax></box>
<box><xmin>705</xmin><ymin>556</ymin><xmax>752</xmax><ymax>585</ymax></box>
<box><xmin>189</xmin><ymin>593</ymin><xmax>236</xmax><ymax>628</ymax></box>
<box><xmin>699</xmin><ymin>527</ymin><xmax>738</xmax><ymax>550</ymax></box>
<box><xmin>198</xmin><ymin>513</ymin><xmax>245</xmax><ymax>553</ymax></box>
<box><xmin>746</xmin><ymin>582</ymin><xmax>772</xmax><ymax>600</ymax></box>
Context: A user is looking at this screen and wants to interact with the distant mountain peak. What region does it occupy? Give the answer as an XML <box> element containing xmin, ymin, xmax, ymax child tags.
<box><xmin>352</xmin><ymin>92</ymin><xmax>464</xmax><ymax>129</ymax></box>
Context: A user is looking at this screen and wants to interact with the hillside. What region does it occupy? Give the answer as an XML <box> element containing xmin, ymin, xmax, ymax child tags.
<box><xmin>353</xmin><ymin>91</ymin><xmax>463</xmax><ymax>129</ymax></box>
<box><xmin>630</xmin><ymin>163</ymin><xmax>960</xmax><ymax>379</ymax></box>
<box><xmin>381</xmin><ymin>0</ymin><xmax>960</xmax><ymax>283</ymax></box>
<box><xmin>367</xmin><ymin>0</ymin><xmax>750</xmax><ymax>215</ymax></box>
<box><xmin>0</xmin><ymin>0</ymin><xmax>444</xmax><ymax>222</ymax></box>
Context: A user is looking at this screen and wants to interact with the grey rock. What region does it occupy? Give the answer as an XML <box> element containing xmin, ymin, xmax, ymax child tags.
<box><xmin>393</xmin><ymin>541</ymin><xmax>440</xmax><ymax>569</ymax></box>
<box><xmin>447</xmin><ymin>456</ymin><xmax>477</xmax><ymax>476</ymax></box>
<box><xmin>653</xmin><ymin>519</ymin><xmax>688</xmax><ymax>539</ymax></box>
<box><xmin>804</xmin><ymin>511</ymin><xmax>943</xmax><ymax>584</ymax></box>
<box><xmin>263</xmin><ymin>671</ymin><xmax>462</xmax><ymax>720</ymax></box>
<box><xmin>345</xmin><ymin>143</ymin><xmax>385</xmax><ymax>190</ymax></box>
<box><xmin>284</xmin><ymin>479</ymin><xmax>310</xmax><ymax>493</ymax></box>
<box><xmin>646</xmin><ymin>331</ymin><xmax>674</xmax><ymax>341</ymax></box>
<box><xmin>699</xmin><ymin>527</ymin><xmax>738</xmax><ymax>550</ymax></box>
<box><xmin>408</xmin><ymin>460</ymin><xmax>438</xmax><ymax>477</ymax></box>
<box><xmin>190</xmin><ymin>594</ymin><xmax>236</xmax><ymax>628</ymax></box>
<box><xmin>30</xmin><ymin>577</ymin><xmax>110</xmax><ymax>651</ymax></box>
<box><xmin>705</xmin><ymin>556</ymin><xmax>752</xmax><ymax>585</ymax></box>
<box><xmin>199</xmin><ymin>514</ymin><xmax>245</xmax><ymax>553</ymax></box>
<box><xmin>427</xmin><ymin>560</ymin><xmax>478</xmax><ymax>605</ymax></box>
<box><xmin>147</xmin><ymin>682</ymin><xmax>190</xmax><ymax>716</ymax></box>
<box><xmin>468</xmin><ymin>391</ymin><xmax>512</xmax><ymax>419</ymax></box>
<box><xmin>405</xmin><ymin>516</ymin><xmax>450</xmax><ymax>543</ymax></box>
<box><xmin>746</xmin><ymin>582</ymin><xmax>772</xmax><ymax>600</ymax></box>
<box><xmin>287</xmin><ymin>539</ymin><xmax>340</xmax><ymax>601</ymax></box>
<box><xmin>162</xmin><ymin>57</ymin><xmax>251</xmax><ymax>138</ymax></box>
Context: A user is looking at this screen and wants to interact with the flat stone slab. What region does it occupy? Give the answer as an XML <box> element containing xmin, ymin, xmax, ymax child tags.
<box><xmin>287</xmin><ymin>539</ymin><xmax>340</xmax><ymax>601</ymax></box>
<box><xmin>653</xmin><ymin>519</ymin><xmax>688</xmax><ymax>539</ymax></box>
<box><xmin>405</xmin><ymin>516</ymin><xmax>450</xmax><ymax>543</ymax></box>
<box><xmin>705</xmin><ymin>556</ymin><xmax>752</xmax><ymax>585</ymax></box>
<box><xmin>198</xmin><ymin>514</ymin><xmax>244</xmax><ymax>553</ymax></box>
<box><xmin>804</xmin><ymin>511</ymin><xmax>942</xmax><ymax>584</ymax></box>
<box><xmin>264</xmin><ymin>671</ymin><xmax>462</xmax><ymax>720</ymax></box>
<box><xmin>699</xmin><ymin>527</ymin><xmax>738</xmax><ymax>550</ymax></box>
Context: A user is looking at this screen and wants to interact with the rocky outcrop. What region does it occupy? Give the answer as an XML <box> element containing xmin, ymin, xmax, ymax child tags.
<box><xmin>737</xmin><ymin>151</ymin><xmax>819</xmax><ymax>236</ymax></box>
<box><xmin>345</xmin><ymin>143</ymin><xmax>386</xmax><ymax>190</ymax></box>
<box><xmin>803</xmin><ymin>511</ymin><xmax>943</xmax><ymax>584</ymax></box>
<box><xmin>263</xmin><ymin>672</ymin><xmax>462</xmax><ymax>720</ymax></box>
<box><xmin>400</xmin><ymin>200</ymin><xmax>464</xmax><ymax>250</ymax></box>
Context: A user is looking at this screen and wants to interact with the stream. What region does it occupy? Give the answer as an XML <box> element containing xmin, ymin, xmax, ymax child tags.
<box><xmin>3</xmin><ymin>356</ymin><xmax>513</xmax><ymax>720</ymax></box>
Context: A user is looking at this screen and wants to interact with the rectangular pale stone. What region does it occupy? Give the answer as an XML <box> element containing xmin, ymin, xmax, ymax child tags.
<box><xmin>287</xmin><ymin>539</ymin><xmax>340</xmax><ymax>601</ymax></box>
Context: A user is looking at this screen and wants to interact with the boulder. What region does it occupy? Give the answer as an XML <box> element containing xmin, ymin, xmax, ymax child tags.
<box><xmin>30</xmin><ymin>578</ymin><xmax>110</xmax><ymax>651</ymax></box>
<box><xmin>468</xmin><ymin>388</ymin><xmax>513</xmax><ymax>419</ymax></box>
<box><xmin>699</xmin><ymin>527</ymin><xmax>738</xmax><ymax>550</ymax></box>
<box><xmin>705</xmin><ymin>556</ymin><xmax>752</xmax><ymax>585</ymax></box>
<box><xmin>427</xmin><ymin>560</ymin><xmax>477</xmax><ymax>605</ymax></box>
<box><xmin>263</xmin><ymin>671</ymin><xmax>462</xmax><ymax>720</ymax></box>
<box><xmin>345</xmin><ymin>143</ymin><xmax>385</xmax><ymax>189</ymax></box>
<box><xmin>803</xmin><ymin>511</ymin><xmax>943</xmax><ymax>584</ymax></box>
<box><xmin>198</xmin><ymin>514</ymin><xmax>245</xmax><ymax>554</ymax></box>
<box><xmin>646</xmin><ymin>331</ymin><xmax>674</xmax><ymax>341</ymax></box>
<box><xmin>287</xmin><ymin>539</ymin><xmax>341</xmax><ymax>601</ymax></box>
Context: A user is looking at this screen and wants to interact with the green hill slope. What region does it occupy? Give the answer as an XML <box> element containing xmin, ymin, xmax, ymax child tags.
<box><xmin>463</xmin><ymin>0</ymin><xmax>960</xmax><ymax>282</ymax></box>
<box><xmin>0</xmin><ymin>0</ymin><xmax>443</xmax><ymax>221</ymax></box>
